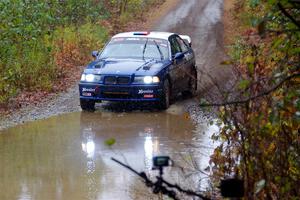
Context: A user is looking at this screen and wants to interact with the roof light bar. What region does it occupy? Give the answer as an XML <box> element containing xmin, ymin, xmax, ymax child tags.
<box><xmin>133</xmin><ymin>32</ymin><xmax>150</xmax><ymax>36</ymax></box>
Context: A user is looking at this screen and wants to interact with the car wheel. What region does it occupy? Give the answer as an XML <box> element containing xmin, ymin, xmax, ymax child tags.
<box><xmin>159</xmin><ymin>79</ymin><xmax>171</xmax><ymax>110</ymax></box>
<box><xmin>80</xmin><ymin>99</ymin><xmax>95</xmax><ymax>111</ymax></box>
<box><xmin>189</xmin><ymin>69</ymin><xmax>197</xmax><ymax>96</ymax></box>
<box><xmin>182</xmin><ymin>69</ymin><xmax>197</xmax><ymax>97</ymax></box>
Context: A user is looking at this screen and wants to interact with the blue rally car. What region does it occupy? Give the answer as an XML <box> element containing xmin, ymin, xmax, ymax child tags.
<box><xmin>79</xmin><ymin>31</ymin><xmax>197</xmax><ymax>110</ymax></box>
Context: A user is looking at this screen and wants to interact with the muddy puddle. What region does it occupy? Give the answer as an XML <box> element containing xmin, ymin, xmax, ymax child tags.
<box><xmin>0</xmin><ymin>109</ymin><xmax>217</xmax><ymax>200</ymax></box>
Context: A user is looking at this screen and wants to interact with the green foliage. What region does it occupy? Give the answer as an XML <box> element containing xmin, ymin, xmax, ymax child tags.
<box><xmin>249</xmin><ymin>0</ymin><xmax>260</xmax><ymax>8</ymax></box>
<box><xmin>105</xmin><ymin>138</ymin><xmax>116</xmax><ymax>147</ymax></box>
<box><xmin>52</xmin><ymin>23</ymin><xmax>108</xmax><ymax>71</ymax></box>
<box><xmin>0</xmin><ymin>0</ymin><xmax>109</xmax><ymax>104</ymax></box>
<box><xmin>209</xmin><ymin>1</ymin><xmax>300</xmax><ymax>199</ymax></box>
<box><xmin>238</xmin><ymin>79</ymin><xmax>251</xmax><ymax>90</ymax></box>
<box><xmin>229</xmin><ymin>38</ymin><xmax>246</xmax><ymax>61</ymax></box>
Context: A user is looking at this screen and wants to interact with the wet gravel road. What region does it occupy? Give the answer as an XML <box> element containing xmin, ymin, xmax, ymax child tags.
<box><xmin>155</xmin><ymin>0</ymin><xmax>233</xmax><ymax>95</ymax></box>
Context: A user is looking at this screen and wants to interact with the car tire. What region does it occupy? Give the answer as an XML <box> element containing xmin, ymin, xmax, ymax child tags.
<box><xmin>189</xmin><ymin>68</ymin><xmax>197</xmax><ymax>96</ymax></box>
<box><xmin>183</xmin><ymin>68</ymin><xmax>197</xmax><ymax>97</ymax></box>
<box><xmin>159</xmin><ymin>79</ymin><xmax>171</xmax><ymax>110</ymax></box>
<box><xmin>80</xmin><ymin>99</ymin><xmax>95</xmax><ymax>111</ymax></box>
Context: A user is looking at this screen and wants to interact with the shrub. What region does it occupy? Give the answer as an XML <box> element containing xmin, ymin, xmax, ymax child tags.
<box><xmin>0</xmin><ymin>0</ymin><xmax>108</xmax><ymax>105</ymax></box>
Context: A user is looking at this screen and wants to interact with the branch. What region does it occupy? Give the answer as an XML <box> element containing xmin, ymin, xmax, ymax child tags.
<box><xmin>278</xmin><ymin>3</ymin><xmax>300</xmax><ymax>29</ymax></box>
<box><xmin>112</xmin><ymin>157</ymin><xmax>212</xmax><ymax>200</ymax></box>
<box><xmin>160</xmin><ymin>178</ymin><xmax>212</xmax><ymax>200</ymax></box>
<box><xmin>199</xmin><ymin>73</ymin><xmax>300</xmax><ymax>107</ymax></box>
<box><xmin>111</xmin><ymin>158</ymin><xmax>178</xmax><ymax>200</ymax></box>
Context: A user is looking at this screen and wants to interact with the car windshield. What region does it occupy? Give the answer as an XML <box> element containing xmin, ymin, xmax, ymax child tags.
<box><xmin>99</xmin><ymin>37</ymin><xmax>169</xmax><ymax>60</ymax></box>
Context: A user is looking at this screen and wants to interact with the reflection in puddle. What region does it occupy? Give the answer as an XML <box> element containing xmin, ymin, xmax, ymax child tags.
<box><xmin>81</xmin><ymin>127</ymin><xmax>96</xmax><ymax>159</ymax></box>
<box><xmin>19</xmin><ymin>182</ymin><xmax>31</xmax><ymax>200</ymax></box>
<box><xmin>144</xmin><ymin>136</ymin><xmax>153</xmax><ymax>170</ymax></box>
<box><xmin>141</xmin><ymin>127</ymin><xmax>161</xmax><ymax>171</ymax></box>
<box><xmin>0</xmin><ymin>111</ymin><xmax>217</xmax><ymax>199</ymax></box>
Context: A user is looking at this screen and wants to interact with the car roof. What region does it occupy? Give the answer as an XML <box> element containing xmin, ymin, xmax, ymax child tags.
<box><xmin>112</xmin><ymin>31</ymin><xmax>175</xmax><ymax>40</ymax></box>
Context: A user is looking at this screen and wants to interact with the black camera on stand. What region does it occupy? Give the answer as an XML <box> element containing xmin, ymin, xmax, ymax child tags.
<box><xmin>152</xmin><ymin>156</ymin><xmax>170</xmax><ymax>177</ymax></box>
<box><xmin>153</xmin><ymin>156</ymin><xmax>170</xmax><ymax>167</ymax></box>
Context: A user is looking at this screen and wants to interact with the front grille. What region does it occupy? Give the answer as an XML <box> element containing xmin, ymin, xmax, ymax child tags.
<box><xmin>104</xmin><ymin>76</ymin><xmax>117</xmax><ymax>84</ymax></box>
<box><xmin>104</xmin><ymin>76</ymin><xmax>130</xmax><ymax>85</ymax></box>
<box><xmin>117</xmin><ymin>77</ymin><xmax>130</xmax><ymax>84</ymax></box>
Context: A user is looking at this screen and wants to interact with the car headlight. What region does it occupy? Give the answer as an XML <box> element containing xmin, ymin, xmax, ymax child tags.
<box><xmin>152</xmin><ymin>76</ymin><xmax>160</xmax><ymax>83</ymax></box>
<box><xmin>81</xmin><ymin>74</ymin><xmax>102</xmax><ymax>82</ymax></box>
<box><xmin>143</xmin><ymin>76</ymin><xmax>153</xmax><ymax>84</ymax></box>
<box><xmin>133</xmin><ymin>76</ymin><xmax>160</xmax><ymax>84</ymax></box>
<box><xmin>86</xmin><ymin>74</ymin><xmax>96</xmax><ymax>82</ymax></box>
<box><xmin>81</xmin><ymin>74</ymin><xmax>86</xmax><ymax>81</ymax></box>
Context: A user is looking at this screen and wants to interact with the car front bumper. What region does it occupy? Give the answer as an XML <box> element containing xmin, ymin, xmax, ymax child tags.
<box><xmin>79</xmin><ymin>83</ymin><xmax>163</xmax><ymax>102</ymax></box>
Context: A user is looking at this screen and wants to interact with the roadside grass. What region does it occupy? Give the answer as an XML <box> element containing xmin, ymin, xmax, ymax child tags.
<box><xmin>52</xmin><ymin>23</ymin><xmax>108</xmax><ymax>77</ymax></box>
<box><xmin>0</xmin><ymin>0</ymin><xmax>110</xmax><ymax>109</ymax></box>
<box><xmin>0</xmin><ymin>25</ymin><xmax>108</xmax><ymax>109</ymax></box>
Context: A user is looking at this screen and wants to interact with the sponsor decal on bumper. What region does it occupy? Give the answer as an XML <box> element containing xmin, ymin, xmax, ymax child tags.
<box><xmin>79</xmin><ymin>84</ymin><xmax>162</xmax><ymax>101</ymax></box>
<box><xmin>138</xmin><ymin>89</ymin><xmax>154</xmax><ymax>94</ymax></box>
<box><xmin>82</xmin><ymin>88</ymin><xmax>95</xmax><ymax>92</ymax></box>
<box><xmin>82</xmin><ymin>88</ymin><xmax>96</xmax><ymax>97</ymax></box>
<box><xmin>143</xmin><ymin>94</ymin><xmax>154</xmax><ymax>98</ymax></box>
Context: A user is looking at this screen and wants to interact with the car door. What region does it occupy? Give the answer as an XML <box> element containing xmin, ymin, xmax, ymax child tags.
<box><xmin>175</xmin><ymin>36</ymin><xmax>195</xmax><ymax>90</ymax></box>
<box><xmin>168</xmin><ymin>36</ymin><xmax>186</xmax><ymax>93</ymax></box>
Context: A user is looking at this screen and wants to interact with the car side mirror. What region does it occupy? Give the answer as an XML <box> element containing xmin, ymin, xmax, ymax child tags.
<box><xmin>91</xmin><ymin>51</ymin><xmax>99</xmax><ymax>59</ymax></box>
<box><xmin>174</xmin><ymin>52</ymin><xmax>184</xmax><ymax>60</ymax></box>
<box><xmin>173</xmin><ymin>52</ymin><xmax>184</xmax><ymax>64</ymax></box>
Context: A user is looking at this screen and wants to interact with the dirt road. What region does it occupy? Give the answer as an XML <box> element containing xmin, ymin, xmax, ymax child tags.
<box><xmin>154</xmin><ymin>0</ymin><xmax>233</xmax><ymax>94</ymax></box>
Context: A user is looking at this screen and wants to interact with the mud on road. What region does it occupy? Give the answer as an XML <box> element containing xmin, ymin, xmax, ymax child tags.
<box><xmin>0</xmin><ymin>0</ymin><xmax>233</xmax><ymax>130</ymax></box>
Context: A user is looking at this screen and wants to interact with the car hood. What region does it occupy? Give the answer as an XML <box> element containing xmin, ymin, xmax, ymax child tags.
<box><xmin>83</xmin><ymin>58</ymin><xmax>170</xmax><ymax>76</ymax></box>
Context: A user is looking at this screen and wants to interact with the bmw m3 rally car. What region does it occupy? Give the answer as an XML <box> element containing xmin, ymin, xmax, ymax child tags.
<box><xmin>79</xmin><ymin>31</ymin><xmax>197</xmax><ymax>110</ymax></box>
